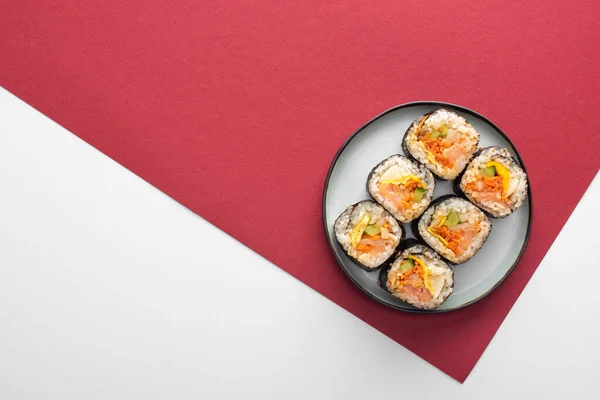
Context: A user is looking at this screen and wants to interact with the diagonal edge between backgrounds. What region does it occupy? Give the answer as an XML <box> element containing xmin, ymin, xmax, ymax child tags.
<box><xmin>462</xmin><ymin>170</ymin><xmax>599</xmax><ymax>383</ymax></box>
<box><xmin>1</xmin><ymin>85</ymin><xmax>597</xmax><ymax>383</ymax></box>
<box><xmin>0</xmin><ymin>85</ymin><xmax>466</xmax><ymax>382</ymax></box>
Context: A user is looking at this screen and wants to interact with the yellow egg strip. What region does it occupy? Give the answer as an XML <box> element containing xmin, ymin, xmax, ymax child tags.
<box><xmin>380</xmin><ymin>174</ymin><xmax>426</xmax><ymax>189</ymax></box>
<box><xmin>425</xmin><ymin>151</ymin><xmax>437</xmax><ymax>165</ymax></box>
<box><xmin>350</xmin><ymin>214</ymin><xmax>371</xmax><ymax>248</ymax></box>
<box><xmin>406</xmin><ymin>256</ymin><xmax>434</xmax><ymax>295</ymax></box>
<box><xmin>486</xmin><ymin>161</ymin><xmax>510</xmax><ymax>191</ymax></box>
<box><xmin>427</xmin><ymin>226</ymin><xmax>449</xmax><ymax>246</ymax></box>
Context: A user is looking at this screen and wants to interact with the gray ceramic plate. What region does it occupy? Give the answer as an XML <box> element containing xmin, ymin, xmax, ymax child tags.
<box><xmin>322</xmin><ymin>102</ymin><xmax>532</xmax><ymax>313</ymax></box>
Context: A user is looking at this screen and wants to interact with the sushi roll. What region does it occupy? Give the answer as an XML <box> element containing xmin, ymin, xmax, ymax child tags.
<box><xmin>456</xmin><ymin>146</ymin><xmax>528</xmax><ymax>218</ymax></box>
<box><xmin>414</xmin><ymin>196</ymin><xmax>491</xmax><ymax>264</ymax></box>
<box><xmin>379</xmin><ymin>240</ymin><xmax>454</xmax><ymax>310</ymax></box>
<box><xmin>334</xmin><ymin>200</ymin><xmax>404</xmax><ymax>270</ymax></box>
<box><xmin>367</xmin><ymin>154</ymin><xmax>435</xmax><ymax>223</ymax></box>
<box><xmin>402</xmin><ymin>109</ymin><xmax>480</xmax><ymax>180</ymax></box>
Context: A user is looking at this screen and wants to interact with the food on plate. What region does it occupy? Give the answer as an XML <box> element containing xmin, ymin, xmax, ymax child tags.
<box><xmin>334</xmin><ymin>200</ymin><xmax>403</xmax><ymax>270</ymax></box>
<box><xmin>380</xmin><ymin>240</ymin><xmax>454</xmax><ymax>309</ymax></box>
<box><xmin>414</xmin><ymin>196</ymin><xmax>491</xmax><ymax>264</ymax></box>
<box><xmin>402</xmin><ymin>109</ymin><xmax>480</xmax><ymax>180</ymax></box>
<box><xmin>456</xmin><ymin>146</ymin><xmax>528</xmax><ymax>218</ymax></box>
<box><xmin>367</xmin><ymin>154</ymin><xmax>435</xmax><ymax>223</ymax></box>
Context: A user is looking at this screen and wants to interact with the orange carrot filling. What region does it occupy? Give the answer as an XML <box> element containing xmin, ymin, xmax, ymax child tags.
<box><xmin>387</xmin><ymin>259</ymin><xmax>434</xmax><ymax>303</ymax></box>
<box><xmin>431</xmin><ymin>225</ymin><xmax>464</xmax><ymax>254</ymax></box>
<box><xmin>414</xmin><ymin>114</ymin><xmax>430</xmax><ymax>135</ymax></box>
<box><xmin>466</xmin><ymin>175</ymin><xmax>508</xmax><ymax>203</ymax></box>
<box><xmin>418</xmin><ymin>124</ymin><xmax>454</xmax><ymax>167</ymax></box>
<box><xmin>398</xmin><ymin>264</ymin><xmax>425</xmax><ymax>288</ymax></box>
<box><xmin>356</xmin><ymin>224</ymin><xmax>390</xmax><ymax>253</ymax></box>
<box><xmin>378</xmin><ymin>180</ymin><xmax>425</xmax><ymax>209</ymax></box>
<box><xmin>422</xmin><ymin>139</ymin><xmax>453</xmax><ymax>167</ymax></box>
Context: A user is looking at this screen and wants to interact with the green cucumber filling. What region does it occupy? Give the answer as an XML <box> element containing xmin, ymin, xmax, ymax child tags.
<box><xmin>444</xmin><ymin>211</ymin><xmax>461</xmax><ymax>227</ymax></box>
<box><xmin>413</xmin><ymin>187</ymin><xmax>426</xmax><ymax>202</ymax></box>
<box><xmin>480</xmin><ymin>165</ymin><xmax>496</xmax><ymax>177</ymax></box>
<box><xmin>363</xmin><ymin>224</ymin><xmax>381</xmax><ymax>236</ymax></box>
<box><xmin>399</xmin><ymin>259</ymin><xmax>414</xmax><ymax>273</ymax></box>
<box><xmin>429</xmin><ymin>126</ymin><xmax>447</xmax><ymax>140</ymax></box>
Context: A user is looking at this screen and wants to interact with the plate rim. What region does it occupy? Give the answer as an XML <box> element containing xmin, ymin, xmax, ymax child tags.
<box><xmin>322</xmin><ymin>101</ymin><xmax>534</xmax><ymax>313</ymax></box>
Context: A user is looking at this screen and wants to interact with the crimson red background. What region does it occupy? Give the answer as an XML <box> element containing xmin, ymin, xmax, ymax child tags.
<box><xmin>2</xmin><ymin>0</ymin><xmax>599</xmax><ymax>382</ymax></box>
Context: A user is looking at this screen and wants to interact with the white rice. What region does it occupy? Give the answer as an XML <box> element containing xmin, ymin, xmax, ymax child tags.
<box><xmin>460</xmin><ymin>147</ymin><xmax>528</xmax><ymax>217</ymax></box>
<box><xmin>418</xmin><ymin>197</ymin><xmax>491</xmax><ymax>264</ymax></box>
<box><xmin>334</xmin><ymin>201</ymin><xmax>402</xmax><ymax>269</ymax></box>
<box><xmin>404</xmin><ymin>109</ymin><xmax>480</xmax><ymax>179</ymax></box>
<box><xmin>367</xmin><ymin>155</ymin><xmax>435</xmax><ymax>222</ymax></box>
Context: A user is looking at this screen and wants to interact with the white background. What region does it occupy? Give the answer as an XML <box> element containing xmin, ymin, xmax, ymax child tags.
<box><xmin>0</xmin><ymin>88</ymin><xmax>598</xmax><ymax>399</ymax></box>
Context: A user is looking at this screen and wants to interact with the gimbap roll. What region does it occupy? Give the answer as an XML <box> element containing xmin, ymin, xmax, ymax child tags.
<box><xmin>367</xmin><ymin>155</ymin><xmax>435</xmax><ymax>223</ymax></box>
<box><xmin>380</xmin><ymin>240</ymin><xmax>454</xmax><ymax>310</ymax></box>
<box><xmin>415</xmin><ymin>196</ymin><xmax>491</xmax><ymax>264</ymax></box>
<box><xmin>402</xmin><ymin>109</ymin><xmax>480</xmax><ymax>180</ymax></box>
<box><xmin>457</xmin><ymin>146</ymin><xmax>528</xmax><ymax>218</ymax></box>
<box><xmin>334</xmin><ymin>200</ymin><xmax>403</xmax><ymax>270</ymax></box>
